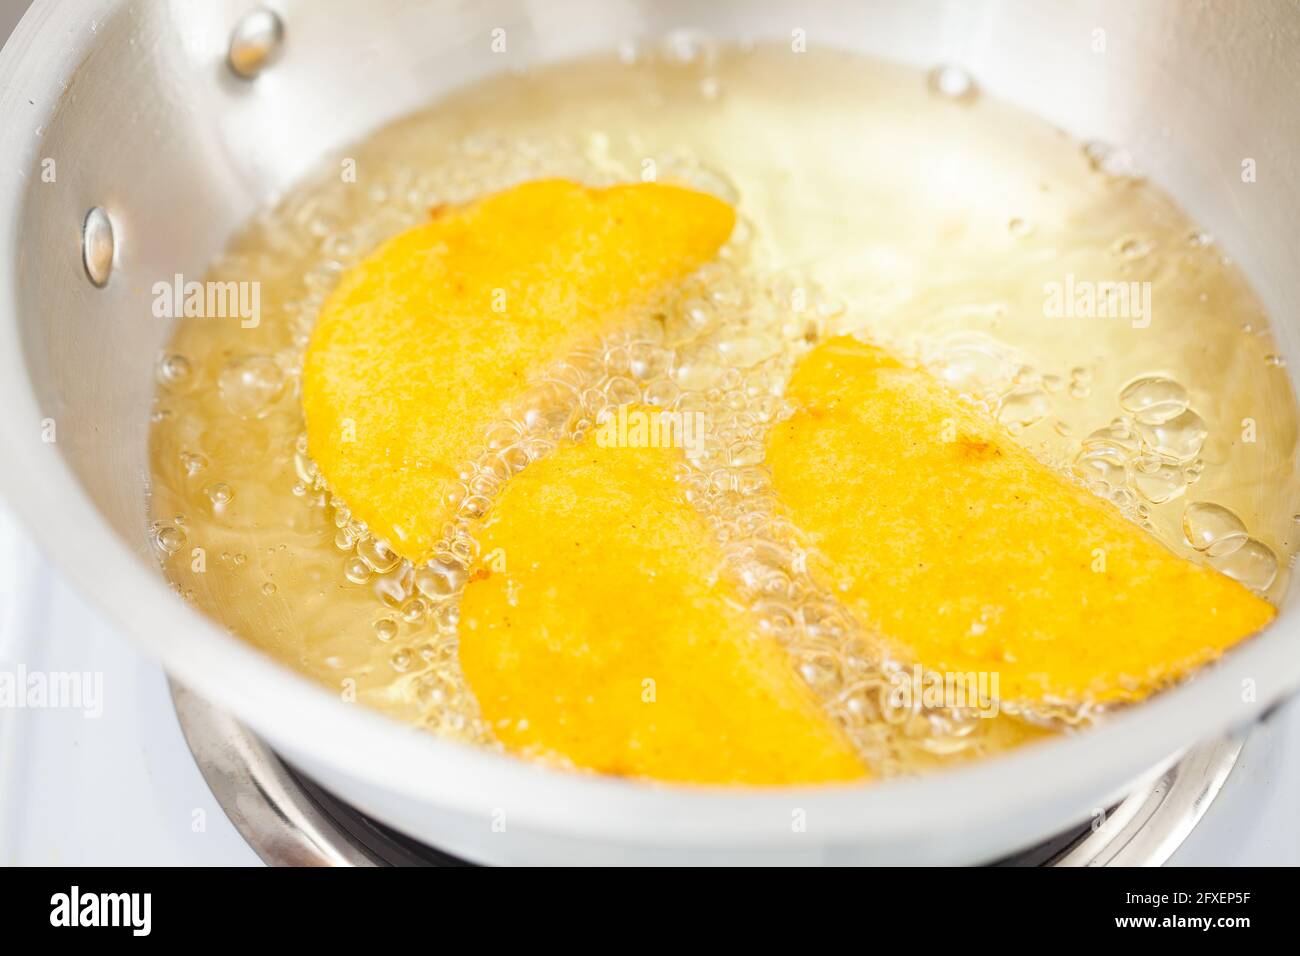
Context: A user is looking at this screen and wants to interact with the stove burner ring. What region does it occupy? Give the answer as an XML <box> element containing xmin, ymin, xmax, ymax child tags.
<box><xmin>170</xmin><ymin>681</ymin><xmax>1244</xmax><ymax>866</ymax></box>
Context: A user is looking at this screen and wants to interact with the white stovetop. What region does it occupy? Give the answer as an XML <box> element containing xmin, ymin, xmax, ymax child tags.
<box><xmin>0</xmin><ymin>502</ymin><xmax>1296</xmax><ymax>866</ymax></box>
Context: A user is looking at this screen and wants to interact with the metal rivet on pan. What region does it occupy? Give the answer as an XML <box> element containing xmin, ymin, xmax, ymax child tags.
<box><xmin>228</xmin><ymin>8</ymin><xmax>284</xmax><ymax>80</ymax></box>
<box><xmin>82</xmin><ymin>206</ymin><xmax>114</xmax><ymax>287</ymax></box>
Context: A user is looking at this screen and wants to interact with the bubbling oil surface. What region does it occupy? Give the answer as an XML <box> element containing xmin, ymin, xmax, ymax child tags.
<box><xmin>147</xmin><ymin>45</ymin><xmax>1299</xmax><ymax>778</ymax></box>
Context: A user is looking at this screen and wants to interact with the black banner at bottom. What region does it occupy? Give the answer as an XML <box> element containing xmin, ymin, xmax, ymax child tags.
<box><xmin>1</xmin><ymin>866</ymin><xmax>1284</xmax><ymax>939</ymax></box>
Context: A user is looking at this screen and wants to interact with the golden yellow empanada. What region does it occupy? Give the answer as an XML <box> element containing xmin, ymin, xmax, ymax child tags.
<box><xmin>303</xmin><ymin>179</ymin><xmax>735</xmax><ymax>561</ymax></box>
<box><xmin>766</xmin><ymin>336</ymin><xmax>1275</xmax><ymax>705</ymax></box>
<box><xmin>458</xmin><ymin>409</ymin><xmax>867</xmax><ymax>784</ymax></box>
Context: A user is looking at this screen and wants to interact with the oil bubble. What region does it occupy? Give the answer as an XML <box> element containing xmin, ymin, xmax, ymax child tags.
<box><xmin>204</xmin><ymin>481</ymin><xmax>233</xmax><ymax>509</ymax></box>
<box><xmin>153</xmin><ymin>524</ymin><xmax>187</xmax><ymax>556</ymax></box>
<box><xmin>415</xmin><ymin>558</ymin><xmax>468</xmax><ymax>599</ymax></box>
<box><xmin>1074</xmin><ymin>444</ymin><xmax>1127</xmax><ymax>489</ymax></box>
<box><xmin>1130</xmin><ymin>456</ymin><xmax>1186</xmax><ymax>504</ymax></box>
<box><xmin>344</xmin><ymin>557</ymin><xmax>372</xmax><ymax>585</ymax></box>
<box><xmin>1182</xmin><ymin>502</ymin><xmax>1248</xmax><ymax>557</ymax></box>
<box><xmin>1119</xmin><ymin>376</ymin><xmax>1189</xmax><ymax>425</ymax></box>
<box><xmin>1208</xmin><ymin>537</ymin><xmax>1278</xmax><ymax>592</ymax></box>
<box><xmin>218</xmin><ymin>355</ymin><xmax>285</xmax><ymax>419</ymax></box>
<box><xmin>927</xmin><ymin>64</ymin><xmax>978</xmax><ymax>104</ymax></box>
<box><xmin>157</xmin><ymin>353</ymin><xmax>192</xmax><ymax>386</ymax></box>
<box><xmin>357</xmin><ymin>537</ymin><xmax>401</xmax><ymax>574</ymax></box>
<box><xmin>1135</xmin><ymin>409</ymin><xmax>1206</xmax><ymax>461</ymax></box>
<box><xmin>997</xmin><ymin>387</ymin><xmax>1051</xmax><ymax>428</ymax></box>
